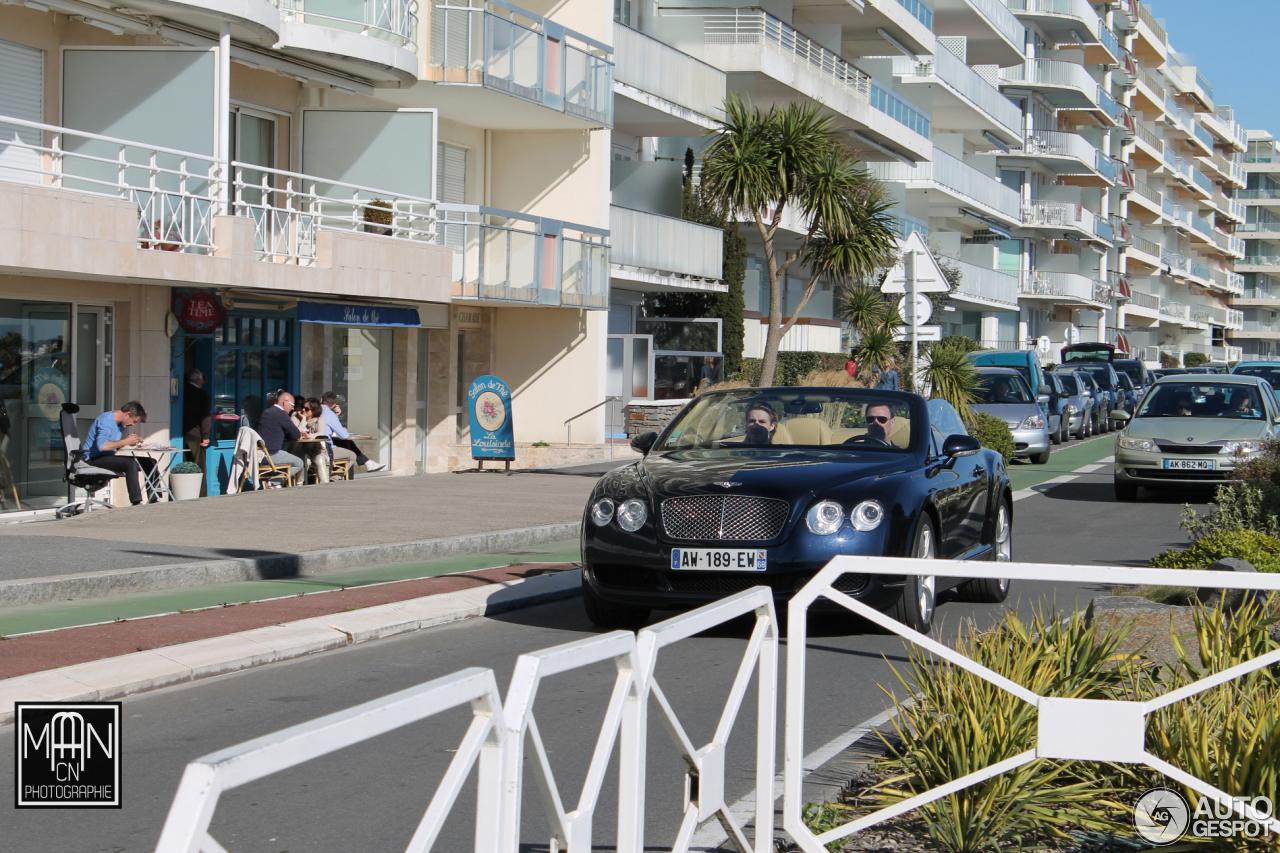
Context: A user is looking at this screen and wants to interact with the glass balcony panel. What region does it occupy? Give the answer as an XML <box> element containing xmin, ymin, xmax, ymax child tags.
<box><xmin>564</xmin><ymin>43</ymin><xmax>613</xmax><ymax>124</ymax></box>
<box><xmin>612</xmin><ymin>24</ymin><xmax>725</xmax><ymax>120</ymax></box>
<box><xmin>894</xmin><ymin>0</ymin><xmax>933</xmax><ymax>28</ymax></box>
<box><xmin>609</xmin><ymin>205</ymin><xmax>723</xmax><ymax>280</ymax></box>
<box><xmin>281</xmin><ymin>0</ymin><xmax>419</xmax><ymax>49</ymax></box>
<box><xmin>869</xmin><ymin>81</ymin><xmax>930</xmax><ymax>136</ymax></box>
<box><xmin>868</xmin><ymin>149</ymin><xmax>1020</xmax><ymax>222</ymax></box>
<box><xmin>893</xmin><ymin>49</ymin><xmax>1020</xmax><ymax>136</ymax></box>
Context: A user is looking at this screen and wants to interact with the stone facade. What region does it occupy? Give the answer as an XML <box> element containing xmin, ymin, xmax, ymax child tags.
<box><xmin>624</xmin><ymin>401</ymin><xmax>688</xmax><ymax>437</ymax></box>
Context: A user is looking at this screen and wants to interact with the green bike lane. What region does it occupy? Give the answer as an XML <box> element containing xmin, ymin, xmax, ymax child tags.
<box><xmin>0</xmin><ymin>438</ymin><xmax>1117</xmax><ymax>638</ymax></box>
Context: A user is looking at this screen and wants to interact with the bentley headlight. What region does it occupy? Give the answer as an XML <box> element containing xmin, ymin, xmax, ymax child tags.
<box><xmin>1119</xmin><ymin>437</ymin><xmax>1157</xmax><ymax>452</ymax></box>
<box><xmin>850</xmin><ymin>500</ymin><xmax>885</xmax><ymax>532</ymax></box>
<box><xmin>1221</xmin><ymin>440</ymin><xmax>1265</xmax><ymax>455</ymax></box>
<box><xmin>617</xmin><ymin>498</ymin><xmax>648</xmax><ymax>532</ymax></box>
<box><xmin>590</xmin><ymin>498</ymin><xmax>615</xmax><ymax>527</ymax></box>
<box><xmin>806</xmin><ymin>501</ymin><xmax>844</xmax><ymax>535</ymax></box>
<box><xmin>1020</xmin><ymin>413</ymin><xmax>1045</xmax><ymax>430</ymax></box>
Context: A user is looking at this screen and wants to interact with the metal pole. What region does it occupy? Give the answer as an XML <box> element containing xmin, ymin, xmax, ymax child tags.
<box><xmin>218</xmin><ymin>22</ymin><xmax>231</xmax><ymax>216</ymax></box>
<box><xmin>906</xmin><ymin>250</ymin><xmax>918</xmax><ymax>390</ymax></box>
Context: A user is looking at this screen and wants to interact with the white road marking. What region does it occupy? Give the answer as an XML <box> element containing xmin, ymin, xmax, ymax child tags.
<box><xmin>1012</xmin><ymin>456</ymin><xmax>1116</xmax><ymax>502</ymax></box>
<box><xmin>690</xmin><ymin>708</ymin><xmax>898</xmax><ymax>851</ymax></box>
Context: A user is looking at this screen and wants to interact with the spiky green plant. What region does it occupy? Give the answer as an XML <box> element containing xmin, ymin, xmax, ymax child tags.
<box><xmin>922</xmin><ymin>341</ymin><xmax>981</xmax><ymax>421</ymax></box>
<box><xmin>868</xmin><ymin>607</ymin><xmax>1143</xmax><ymax>851</ymax></box>
<box><xmin>700</xmin><ymin>96</ymin><xmax>896</xmax><ymax>387</ymax></box>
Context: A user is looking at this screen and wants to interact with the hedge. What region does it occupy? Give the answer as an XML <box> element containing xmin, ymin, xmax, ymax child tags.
<box><xmin>967</xmin><ymin>411</ymin><xmax>1015</xmax><ymax>465</ymax></box>
<box><xmin>1149</xmin><ymin>529</ymin><xmax>1280</xmax><ymax>573</ymax></box>
<box><xmin>735</xmin><ymin>352</ymin><xmax>849</xmax><ymax>387</ymax></box>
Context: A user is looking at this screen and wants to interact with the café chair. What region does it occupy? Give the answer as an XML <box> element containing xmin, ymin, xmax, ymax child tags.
<box><xmin>56</xmin><ymin>403</ymin><xmax>121</xmax><ymax>518</ymax></box>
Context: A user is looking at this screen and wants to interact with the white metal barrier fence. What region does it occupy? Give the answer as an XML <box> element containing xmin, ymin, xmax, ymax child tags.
<box><xmin>155</xmin><ymin>557</ymin><xmax>1280</xmax><ymax>853</ymax></box>
<box><xmin>785</xmin><ymin>556</ymin><xmax>1280</xmax><ymax>853</ymax></box>
<box><xmin>155</xmin><ymin>587</ymin><xmax>777</xmax><ymax>853</ymax></box>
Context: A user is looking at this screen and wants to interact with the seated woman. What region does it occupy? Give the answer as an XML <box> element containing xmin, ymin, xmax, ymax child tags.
<box><xmin>292</xmin><ymin>398</ymin><xmax>332</xmax><ymax>483</ymax></box>
<box><xmin>1221</xmin><ymin>391</ymin><xmax>1262</xmax><ymax>419</ymax></box>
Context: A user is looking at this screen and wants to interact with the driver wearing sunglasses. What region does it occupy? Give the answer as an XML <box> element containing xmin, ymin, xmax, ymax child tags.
<box><xmin>865</xmin><ymin>403</ymin><xmax>895</xmax><ymax>444</ymax></box>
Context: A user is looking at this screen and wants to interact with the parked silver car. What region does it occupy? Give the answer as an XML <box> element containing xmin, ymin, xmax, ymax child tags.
<box><xmin>972</xmin><ymin>367</ymin><xmax>1052</xmax><ymax>464</ymax></box>
<box><xmin>1053</xmin><ymin>371</ymin><xmax>1094</xmax><ymax>439</ymax></box>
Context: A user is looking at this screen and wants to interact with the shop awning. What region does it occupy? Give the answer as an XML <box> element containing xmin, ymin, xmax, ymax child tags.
<box><xmin>297</xmin><ymin>302</ymin><xmax>421</xmax><ymax>327</ymax></box>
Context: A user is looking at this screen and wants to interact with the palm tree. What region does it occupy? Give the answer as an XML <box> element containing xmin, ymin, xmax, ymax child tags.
<box><xmin>922</xmin><ymin>341</ymin><xmax>981</xmax><ymax>421</ymax></box>
<box><xmin>700</xmin><ymin>96</ymin><xmax>897</xmax><ymax>387</ymax></box>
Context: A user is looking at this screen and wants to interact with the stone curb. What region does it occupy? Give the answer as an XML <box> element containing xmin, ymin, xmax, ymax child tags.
<box><xmin>0</xmin><ymin>568</ymin><xmax>583</xmax><ymax>726</ymax></box>
<box><xmin>0</xmin><ymin>522</ymin><xmax>581</xmax><ymax>608</ymax></box>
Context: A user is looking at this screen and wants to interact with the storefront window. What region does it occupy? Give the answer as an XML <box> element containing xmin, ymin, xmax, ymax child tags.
<box><xmin>0</xmin><ymin>300</ymin><xmax>112</xmax><ymax>512</ymax></box>
<box><xmin>329</xmin><ymin>327</ymin><xmax>394</xmax><ymax>467</ymax></box>
<box><xmin>210</xmin><ymin>315</ymin><xmax>293</xmax><ymax>429</ymax></box>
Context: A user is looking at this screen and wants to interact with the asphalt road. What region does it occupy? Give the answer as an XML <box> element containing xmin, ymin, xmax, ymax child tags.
<box><xmin>0</xmin><ymin>465</ymin><xmax>1215</xmax><ymax>853</ymax></box>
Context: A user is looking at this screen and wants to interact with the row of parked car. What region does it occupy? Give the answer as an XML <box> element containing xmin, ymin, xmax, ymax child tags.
<box><xmin>964</xmin><ymin>347</ymin><xmax>1149</xmax><ymax>464</ymax></box>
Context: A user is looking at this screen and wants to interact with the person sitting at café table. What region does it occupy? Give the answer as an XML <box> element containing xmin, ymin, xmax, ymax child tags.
<box><xmin>258</xmin><ymin>391</ymin><xmax>307</xmax><ymax>482</ymax></box>
<box><xmin>83</xmin><ymin>401</ymin><xmax>160</xmax><ymax>506</ymax></box>
<box><xmin>320</xmin><ymin>391</ymin><xmax>385</xmax><ymax>472</ymax></box>
<box><xmin>291</xmin><ymin>397</ymin><xmax>333</xmax><ymax>483</ymax></box>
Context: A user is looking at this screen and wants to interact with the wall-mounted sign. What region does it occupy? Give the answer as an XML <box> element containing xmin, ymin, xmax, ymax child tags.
<box><xmin>29</xmin><ymin>366</ymin><xmax>68</xmax><ymax>421</ymax></box>
<box><xmin>297</xmin><ymin>302</ymin><xmax>420</xmax><ymax>328</ymax></box>
<box><xmin>467</xmin><ymin>374</ymin><xmax>514</xmax><ymax>460</ymax></box>
<box><xmin>454</xmin><ymin>307</ymin><xmax>483</xmax><ymax>331</ymax></box>
<box><xmin>172</xmin><ymin>289</ymin><xmax>225</xmax><ymax>334</ymax></box>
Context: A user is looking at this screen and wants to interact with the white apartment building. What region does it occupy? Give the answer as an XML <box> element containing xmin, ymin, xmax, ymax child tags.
<box><xmin>1231</xmin><ymin>130</ymin><xmax>1280</xmax><ymax>361</ymax></box>
<box><xmin>0</xmin><ymin>0</ymin><xmax>616</xmax><ymax>513</ymax></box>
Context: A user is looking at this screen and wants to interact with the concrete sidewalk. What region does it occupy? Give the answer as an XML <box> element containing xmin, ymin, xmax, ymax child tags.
<box><xmin>0</xmin><ymin>470</ymin><xmax>599</xmax><ymax>583</ymax></box>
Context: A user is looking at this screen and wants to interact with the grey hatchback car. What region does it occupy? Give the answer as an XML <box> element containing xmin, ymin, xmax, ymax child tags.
<box><xmin>972</xmin><ymin>367</ymin><xmax>1051</xmax><ymax>464</ymax></box>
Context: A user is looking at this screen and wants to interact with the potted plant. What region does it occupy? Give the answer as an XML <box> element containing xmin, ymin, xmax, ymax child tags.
<box><xmin>169</xmin><ymin>461</ymin><xmax>204</xmax><ymax>501</ymax></box>
<box><xmin>363</xmin><ymin>199</ymin><xmax>393</xmax><ymax>236</ymax></box>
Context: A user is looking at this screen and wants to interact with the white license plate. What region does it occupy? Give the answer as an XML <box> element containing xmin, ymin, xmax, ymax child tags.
<box><xmin>671</xmin><ymin>548</ymin><xmax>767</xmax><ymax>571</ymax></box>
<box><xmin>1163</xmin><ymin>459</ymin><xmax>1214</xmax><ymax>470</ymax></box>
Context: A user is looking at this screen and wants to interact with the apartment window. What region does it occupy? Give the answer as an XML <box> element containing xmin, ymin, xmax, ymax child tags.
<box><xmin>230</xmin><ymin>107</ymin><xmax>277</xmax><ymax>205</ymax></box>
<box><xmin>0</xmin><ymin>38</ymin><xmax>43</xmax><ymax>184</ymax></box>
<box><xmin>614</xmin><ymin>0</ymin><xmax>633</xmax><ymax>26</ymax></box>
<box><xmin>436</xmin><ymin>141</ymin><xmax>467</xmax><ymax>253</ymax></box>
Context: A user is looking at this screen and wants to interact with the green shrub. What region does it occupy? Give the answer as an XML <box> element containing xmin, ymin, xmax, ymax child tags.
<box><xmin>924</xmin><ymin>341</ymin><xmax>980</xmax><ymax>421</ymax></box>
<box><xmin>1183</xmin><ymin>351</ymin><xmax>1210</xmax><ymax>368</ymax></box>
<box><xmin>966</xmin><ymin>412</ymin><xmax>1014</xmax><ymax>465</ymax></box>
<box><xmin>1182</xmin><ymin>439</ymin><xmax>1280</xmax><ymax>538</ymax></box>
<box><xmin>937</xmin><ymin>335</ymin><xmax>982</xmax><ymax>353</ymax></box>
<box><xmin>1160</xmin><ymin>351</ymin><xmax>1181</xmax><ymax>368</ymax></box>
<box><xmin>1149</xmin><ymin>529</ymin><xmax>1280</xmax><ymax>573</ymax></box>
<box><xmin>735</xmin><ymin>352</ymin><xmax>848</xmax><ymax>386</ymax></box>
<box><xmin>171</xmin><ymin>461</ymin><xmax>202</xmax><ymax>475</ymax></box>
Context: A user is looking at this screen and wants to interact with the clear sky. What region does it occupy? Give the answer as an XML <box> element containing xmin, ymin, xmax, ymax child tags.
<box><xmin>1148</xmin><ymin>0</ymin><xmax>1279</xmax><ymax>134</ymax></box>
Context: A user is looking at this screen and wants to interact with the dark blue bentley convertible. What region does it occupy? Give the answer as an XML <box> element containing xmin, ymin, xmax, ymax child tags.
<box><xmin>581</xmin><ymin>387</ymin><xmax>1013</xmax><ymax>634</ymax></box>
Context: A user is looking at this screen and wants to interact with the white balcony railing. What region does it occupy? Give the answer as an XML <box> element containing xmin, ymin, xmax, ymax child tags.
<box><xmin>609</xmin><ymin>205</ymin><xmax>723</xmax><ymax>282</ymax></box>
<box><xmin>697</xmin><ymin>9</ymin><xmax>872</xmax><ymax>103</ymax></box>
<box><xmin>431</xmin><ymin>0</ymin><xmax>614</xmax><ymax>125</ymax></box>
<box><xmin>613</xmin><ymin>23</ymin><xmax>725</xmax><ymax>121</ymax></box>
<box><xmin>1021</xmin><ymin>199</ymin><xmax>1095</xmax><ymax>233</ymax></box>
<box><xmin>1005</xmin><ymin>0</ymin><xmax>1100</xmax><ymax>38</ymax></box>
<box><xmin>944</xmin><ymin>257</ymin><xmax>1019</xmax><ymax>307</ymax></box>
<box><xmin>1018</xmin><ymin>270</ymin><xmax>1110</xmax><ymax>305</ymax></box>
<box><xmin>892</xmin><ymin>48</ymin><xmax>1020</xmax><ymax>137</ymax></box>
<box><xmin>962</xmin><ymin>0</ymin><xmax>1025</xmax><ymax>52</ymax></box>
<box><xmin>1160</xmin><ymin>300</ymin><xmax>1191</xmax><ymax>322</ymax></box>
<box><xmin>437</xmin><ymin>203</ymin><xmax>609</xmax><ymax>307</ymax></box>
<box><xmin>869</xmin><ymin>149</ymin><xmax>1021</xmax><ymax>222</ymax></box>
<box><xmin>231</xmin><ymin>163</ymin><xmax>439</xmax><ymax>264</ymax></box>
<box><xmin>280</xmin><ymin>0</ymin><xmax>418</xmax><ymax>49</ymax></box>
<box><xmin>999</xmin><ymin>58</ymin><xmax>1100</xmax><ymax>106</ymax></box>
<box><xmin>0</xmin><ymin>113</ymin><xmax>220</xmax><ymax>253</ymax></box>
<box><xmin>1130</xmin><ymin>289</ymin><xmax>1160</xmax><ymax>311</ymax></box>
<box><xmin>1020</xmin><ymin>129</ymin><xmax>1099</xmax><ymax>170</ymax></box>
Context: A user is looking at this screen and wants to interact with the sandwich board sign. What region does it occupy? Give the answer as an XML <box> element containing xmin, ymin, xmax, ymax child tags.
<box><xmin>467</xmin><ymin>375</ymin><xmax>515</xmax><ymax>467</ymax></box>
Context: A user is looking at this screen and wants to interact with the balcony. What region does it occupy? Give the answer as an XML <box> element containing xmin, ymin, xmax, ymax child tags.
<box><xmin>1238</xmin><ymin>189</ymin><xmax>1280</xmax><ymax>206</ymax></box>
<box><xmin>1128</xmin><ymin>178</ymin><xmax>1163</xmax><ymax>219</ymax></box>
<box><xmin>1005</xmin><ymin>0</ymin><xmax>1100</xmax><ymax>43</ymax></box>
<box><xmin>891</xmin><ymin>49</ymin><xmax>1021</xmax><ymax>146</ymax></box>
<box><xmin>278</xmin><ymin>0</ymin><xmax>420</xmax><ymax>82</ymax></box>
<box><xmin>999</xmin><ymin>59</ymin><xmax>1100</xmax><ymax>110</ymax></box>
<box><xmin>1018</xmin><ymin>270</ymin><xmax>1111</xmax><ymax>307</ymax></box>
<box><xmin>889</xmin><ymin>211</ymin><xmax>929</xmax><ymax>241</ymax></box>
<box><xmin>1012</xmin><ymin>130</ymin><xmax>1109</xmax><ymax>182</ymax></box>
<box><xmin>429</xmin><ymin>0</ymin><xmax>614</xmax><ymax>129</ymax></box>
<box><xmin>1159</xmin><ymin>300</ymin><xmax>1190</xmax><ymax>324</ymax></box>
<box><xmin>942</xmin><ymin>257</ymin><xmax>1019</xmax><ymax>309</ymax></box>
<box><xmin>666</xmin><ymin>8</ymin><xmax>931</xmax><ymax>161</ymax></box>
<box><xmin>1021</xmin><ymin>199</ymin><xmax>1096</xmax><ymax>238</ymax></box>
<box><xmin>608</xmin><ymin>206</ymin><xmax>724</xmax><ymax>291</ymax></box>
<box><xmin>0</xmin><ymin>114</ymin><xmax>455</xmax><ymax>301</ymax></box>
<box><xmin>930</xmin><ymin>0</ymin><xmax>1025</xmax><ymax>65</ymax></box>
<box><xmin>613</xmin><ymin>24</ymin><xmax>725</xmax><ymax>134</ymax></box>
<box><xmin>441</xmin><ymin>204</ymin><xmax>609</xmax><ymax>308</ymax></box>
<box><xmin>1132</xmin><ymin>0</ymin><xmax>1167</xmax><ymax>62</ymax></box>
<box><xmin>868</xmin><ymin>149</ymin><xmax>1021</xmax><ymax>225</ymax></box>
<box><xmin>1237</xmin><ymin>319</ymin><xmax>1280</xmax><ymax>339</ymax></box>
<box><xmin>1238</xmin><ymin>255</ymin><xmax>1280</xmax><ymax>272</ymax></box>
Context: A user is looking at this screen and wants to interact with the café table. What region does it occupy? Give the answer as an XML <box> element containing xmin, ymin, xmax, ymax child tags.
<box><xmin>115</xmin><ymin>445</ymin><xmax>190</xmax><ymax>503</ymax></box>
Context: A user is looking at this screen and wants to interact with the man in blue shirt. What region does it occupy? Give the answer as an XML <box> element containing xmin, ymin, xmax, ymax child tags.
<box><xmin>320</xmin><ymin>391</ymin><xmax>385</xmax><ymax>472</ymax></box>
<box><xmin>83</xmin><ymin>401</ymin><xmax>158</xmax><ymax>505</ymax></box>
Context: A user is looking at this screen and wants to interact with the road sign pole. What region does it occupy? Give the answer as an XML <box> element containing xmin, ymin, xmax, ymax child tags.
<box><xmin>906</xmin><ymin>250</ymin><xmax>918</xmax><ymax>389</ymax></box>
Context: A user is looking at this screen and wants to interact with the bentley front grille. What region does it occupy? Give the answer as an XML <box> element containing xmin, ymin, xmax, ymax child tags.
<box><xmin>660</xmin><ymin>495</ymin><xmax>791</xmax><ymax>541</ymax></box>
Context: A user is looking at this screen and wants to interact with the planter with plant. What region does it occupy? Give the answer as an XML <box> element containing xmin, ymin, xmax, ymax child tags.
<box><xmin>363</xmin><ymin>199</ymin><xmax>393</xmax><ymax>235</ymax></box>
<box><xmin>169</xmin><ymin>460</ymin><xmax>203</xmax><ymax>501</ymax></box>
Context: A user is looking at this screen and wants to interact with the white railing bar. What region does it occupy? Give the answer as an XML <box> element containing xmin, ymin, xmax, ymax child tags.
<box><xmin>640</xmin><ymin>586</ymin><xmax>775</xmax><ymax>653</ymax></box>
<box><xmin>1145</xmin><ymin>755</ymin><xmax>1280</xmax><ymax>832</ymax></box>
<box><xmin>1141</xmin><ymin>645</ymin><xmax>1280</xmax><ymax>712</ymax></box>
<box><xmin>0</xmin><ymin>114</ymin><xmax>224</xmax><ymax>161</ymax></box>
<box><xmin>711</xmin><ymin>615</ymin><xmax>770</xmax><ymax>746</ymax></box>
<box><xmin>648</xmin><ymin>680</ymin><xmax>704</xmax><ymax>763</ymax></box>
<box><xmin>405</xmin><ymin>711</ymin><xmax>499</xmax><ymax>853</ymax></box>
<box><xmin>234</xmin><ymin>161</ymin><xmax>439</xmax><ymax>207</ymax></box>
<box><xmin>525</xmin><ymin>714</ymin><xmax>572</xmax><ymax>829</ymax></box>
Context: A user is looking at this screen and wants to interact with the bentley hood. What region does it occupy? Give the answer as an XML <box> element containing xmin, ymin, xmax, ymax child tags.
<box><xmin>610</xmin><ymin>448</ymin><xmax>919</xmax><ymax>500</ymax></box>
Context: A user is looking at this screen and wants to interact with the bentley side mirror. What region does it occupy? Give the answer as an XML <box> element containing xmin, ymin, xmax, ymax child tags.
<box><xmin>1110</xmin><ymin>410</ymin><xmax>1131</xmax><ymax>422</ymax></box>
<box><xmin>943</xmin><ymin>434</ymin><xmax>982</xmax><ymax>458</ymax></box>
<box><xmin>630</xmin><ymin>431</ymin><xmax>658</xmax><ymax>454</ymax></box>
